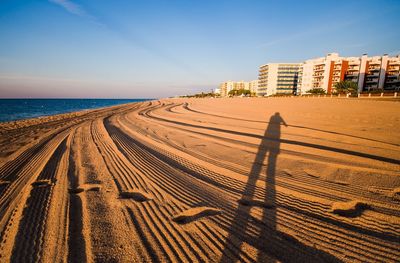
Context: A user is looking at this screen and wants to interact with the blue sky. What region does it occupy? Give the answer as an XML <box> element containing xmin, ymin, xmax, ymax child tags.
<box><xmin>0</xmin><ymin>0</ymin><xmax>399</xmax><ymax>98</ymax></box>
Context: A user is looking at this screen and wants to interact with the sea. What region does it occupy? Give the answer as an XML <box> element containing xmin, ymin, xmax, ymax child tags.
<box><xmin>0</xmin><ymin>99</ymin><xmax>152</xmax><ymax>123</ymax></box>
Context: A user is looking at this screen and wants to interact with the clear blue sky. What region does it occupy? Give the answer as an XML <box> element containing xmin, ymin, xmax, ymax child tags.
<box><xmin>0</xmin><ymin>0</ymin><xmax>399</xmax><ymax>98</ymax></box>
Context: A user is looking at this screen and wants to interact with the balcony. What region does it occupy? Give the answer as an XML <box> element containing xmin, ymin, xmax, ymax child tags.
<box><xmin>345</xmin><ymin>74</ymin><xmax>358</xmax><ymax>78</ymax></box>
<box><xmin>368</xmin><ymin>67</ymin><xmax>380</xmax><ymax>72</ymax></box>
<box><xmin>386</xmin><ymin>74</ymin><xmax>399</xmax><ymax>78</ymax></box>
<box><xmin>348</xmin><ymin>71</ymin><xmax>359</xmax><ymax>75</ymax></box>
<box><xmin>387</xmin><ymin>67</ymin><xmax>400</xmax><ymax>72</ymax></box>
<box><xmin>346</xmin><ymin>70</ymin><xmax>358</xmax><ymax>75</ymax></box>
<box><xmin>367</xmin><ymin>72</ymin><xmax>379</xmax><ymax>77</ymax></box>
<box><xmin>368</xmin><ymin>61</ymin><xmax>381</xmax><ymax>66</ymax></box>
<box><xmin>345</xmin><ymin>76</ymin><xmax>358</xmax><ymax>81</ymax></box>
<box><xmin>385</xmin><ymin>79</ymin><xmax>399</xmax><ymax>84</ymax></box>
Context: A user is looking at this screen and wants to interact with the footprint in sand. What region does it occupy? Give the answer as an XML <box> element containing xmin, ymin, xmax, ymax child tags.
<box><xmin>69</xmin><ymin>184</ymin><xmax>102</xmax><ymax>194</ymax></box>
<box><xmin>31</xmin><ymin>179</ymin><xmax>52</xmax><ymax>187</ymax></box>
<box><xmin>391</xmin><ymin>187</ymin><xmax>400</xmax><ymax>200</ymax></box>
<box><xmin>282</xmin><ymin>169</ymin><xmax>293</xmax><ymax>176</ymax></box>
<box><xmin>238</xmin><ymin>196</ymin><xmax>275</xmax><ymax>209</ymax></box>
<box><xmin>172</xmin><ymin>207</ymin><xmax>221</xmax><ymax>224</ymax></box>
<box><xmin>331</xmin><ymin>200</ymin><xmax>369</xmax><ymax>217</ymax></box>
<box><xmin>120</xmin><ymin>190</ymin><xmax>153</xmax><ymax>202</ymax></box>
<box><xmin>0</xmin><ymin>180</ymin><xmax>11</xmax><ymax>186</ymax></box>
<box><xmin>304</xmin><ymin>169</ymin><xmax>320</xmax><ymax>178</ymax></box>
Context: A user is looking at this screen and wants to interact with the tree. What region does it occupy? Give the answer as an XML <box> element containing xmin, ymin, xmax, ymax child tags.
<box><xmin>241</xmin><ymin>89</ymin><xmax>251</xmax><ymax>96</ymax></box>
<box><xmin>228</xmin><ymin>89</ymin><xmax>237</xmax><ymax>96</ymax></box>
<box><xmin>228</xmin><ymin>89</ymin><xmax>251</xmax><ymax>96</ymax></box>
<box><xmin>307</xmin><ymin>88</ymin><xmax>326</xmax><ymax>94</ymax></box>
<box><xmin>334</xmin><ymin>81</ymin><xmax>358</xmax><ymax>94</ymax></box>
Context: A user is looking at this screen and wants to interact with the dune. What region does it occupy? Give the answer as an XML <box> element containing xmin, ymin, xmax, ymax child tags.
<box><xmin>0</xmin><ymin>97</ymin><xmax>399</xmax><ymax>262</ymax></box>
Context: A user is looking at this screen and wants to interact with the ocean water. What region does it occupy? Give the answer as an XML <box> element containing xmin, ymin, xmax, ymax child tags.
<box><xmin>0</xmin><ymin>99</ymin><xmax>152</xmax><ymax>123</ymax></box>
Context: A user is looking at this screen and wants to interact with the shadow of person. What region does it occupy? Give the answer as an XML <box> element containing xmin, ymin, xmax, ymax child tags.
<box><xmin>220</xmin><ymin>113</ymin><xmax>339</xmax><ymax>262</ymax></box>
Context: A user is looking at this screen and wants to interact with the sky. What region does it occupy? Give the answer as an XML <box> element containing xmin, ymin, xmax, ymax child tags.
<box><xmin>0</xmin><ymin>0</ymin><xmax>399</xmax><ymax>98</ymax></box>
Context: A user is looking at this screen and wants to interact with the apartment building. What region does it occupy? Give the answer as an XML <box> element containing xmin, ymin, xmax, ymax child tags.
<box><xmin>364</xmin><ymin>55</ymin><xmax>387</xmax><ymax>90</ymax></box>
<box><xmin>343</xmin><ymin>55</ymin><xmax>368</xmax><ymax>91</ymax></box>
<box><xmin>219</xmin><ymin>80</ymin><xmax>257</xmax><ymax>96</ymax></box>
<box><xmin>219</xmin><ymin>81</ymin><xmax>234</xmax><ymax>97</ymax></box>
<box><xmin>248</xmin><ymin>80</ymin><xmax>258</xmax><ymax>94</ymax></box>
<box><xmin>221</xmin><ymin>53</ymin><xmax>399</xmax><ymax>98</ymax></box>
<box><xmin>234</xmin><ymin>81</ymin><xmax>249</xmax><ymax>91</ymax></box>
<box><xmin>298</xmin><ymin>53</ymin><xmax>400</xmax><ymax>94</ymax></box>
<box><xmin>385</xmin><ymin>56</ymin><xmax>400</xmax><ymax>89</ymax></box>
<box><xmin>258</xmin><ymin>63</ymin><xmax>301</xmax><ymax>96</ymax></box>
<box><xmin>297</xmin><ymin>53</ymin><xmax>340</xmax><ymax>94</ymax></box>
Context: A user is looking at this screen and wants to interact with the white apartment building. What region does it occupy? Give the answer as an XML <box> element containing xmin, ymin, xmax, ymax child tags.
<box><xmin>219</xmin><ymin>81</ymin><xmax>235</xmax><ymax>97</ymax></box>
<box><xmin>298</xmin><ymin>53</ymin><xmax>400</xmax><ymax>94</ymax></box>
<box><xmin>297</xmin><ymin>53</ymin><xmax>340</xmax><ymax>94</ymax></box>
<box><xmin>364</xmin><ymin>55</ymin><xmax>389</xmax><ymax>90</ymax></box>
<box><xmin>343</xmin><ymin>55</ymin><xmax>368</xmax><ymax>92</ymax></box>
<box><xmin>218</xmin><ymin>80</ymin><xmax>256</xmax><ymax>96</ymax></box>
<box><xmin>248</xmin><ymin>80</ymin><xmax>258</xmax><ymax>94</ymax></box>
<box><xmin>221</xmin><ymin>53</ymin><xmax>399</xmax><ymax>98</ymax></box>
<box><xmin>297</xmin><ymin>62</ymin><xmax>313</xmax><ymax>95</ymax></box>
<box><xmin>385</xmin><ymin>56</ymin><xmax>400</xmax><ymax>89</ymax></box>
<box><xmin>258</xmin><ymin>63</ymin><xmax>301</xmax><ymax>96</ymax></box>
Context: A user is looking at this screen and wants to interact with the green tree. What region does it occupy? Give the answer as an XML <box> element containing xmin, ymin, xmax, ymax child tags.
<box><xmin>334</xmin><ymin>81</ymin><xmax>358</xmax><ymax>94</ymax></box>
<box><xmin>228</xmin><ymin>89</ymin><xmax>237</xmax><ymax>96</ymax></box>
<box><xmin>228</xmin><ymin>89</ymin><xmax>251</xmax><ymax>96</ymax></box>
<box><xmin>307</xmin><ymin>88</ymin><xmax>326</xmax><ymax>94</ymax></box>
<box><xmin>240</xmin><ymin>89</ymin><xmax>251</xmax><ymax>96</ymax></box>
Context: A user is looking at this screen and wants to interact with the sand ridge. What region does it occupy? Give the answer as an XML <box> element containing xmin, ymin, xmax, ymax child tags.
<box><xmin>0</xmin><ymin>97</ymin><xmax>399</xmax><ymax>262</ymax></box>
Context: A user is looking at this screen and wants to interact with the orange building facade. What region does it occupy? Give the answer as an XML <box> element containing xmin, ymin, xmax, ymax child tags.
<box><xmin>298</xmin><ymin>53</ymin><xmax>400</xmax><ymax>94</ymax></box>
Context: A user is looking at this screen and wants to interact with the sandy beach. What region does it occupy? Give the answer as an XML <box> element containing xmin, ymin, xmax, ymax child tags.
<box><xmin>0</xmin><ymin>97</ymin><xmax>399</xmax><ymax>262</ymax></box>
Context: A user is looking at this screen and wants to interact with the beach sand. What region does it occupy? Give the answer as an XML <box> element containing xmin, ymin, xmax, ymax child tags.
<box><xmin>0</xmin><ymin>97</ymin><xmax>399</xmax><ymax>262</ymax></box>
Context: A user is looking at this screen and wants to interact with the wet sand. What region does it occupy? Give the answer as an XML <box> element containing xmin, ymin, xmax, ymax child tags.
<box><xmin>0</xmin><ymin>97</ymin><xmax>399</xmax><ymax>262</ymax></box>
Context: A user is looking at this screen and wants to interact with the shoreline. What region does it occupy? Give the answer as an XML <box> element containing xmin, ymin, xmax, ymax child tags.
<box><xmin>0</xmin><ymin>97</ymin><xmax>399</xmax><ymax>262</ymax></box>
<box><xmin>0</xmin><ymin>98</ymin><xmax>154</xmax><ymax>124</ymax></box>
<box><xmin>2</xmin><ymin>95</ymin><xmax>398</xmax><ymax>126</ymax></box>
